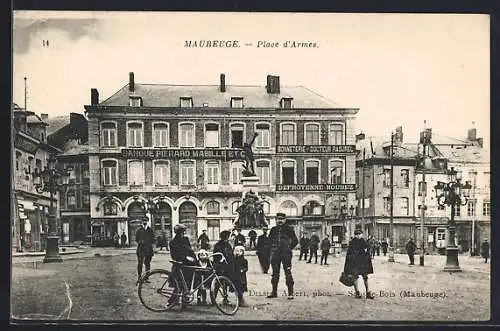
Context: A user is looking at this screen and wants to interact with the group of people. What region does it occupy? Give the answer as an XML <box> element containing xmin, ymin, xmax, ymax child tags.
<box><xmin>297</xmin><ymin>232</ymin><xmax>332</xmax><ymax>265</ymax></box>
<box><xmin>112</xmin><ymin>231</ymin><xmax>128</xmax><ymax>248</ymax></box>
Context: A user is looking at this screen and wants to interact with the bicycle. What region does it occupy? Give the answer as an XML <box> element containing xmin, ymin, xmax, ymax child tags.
<box><xmin>137</xmin><ymin>252</ymin><xmax>239</xmax><ymax>315</ymax></box>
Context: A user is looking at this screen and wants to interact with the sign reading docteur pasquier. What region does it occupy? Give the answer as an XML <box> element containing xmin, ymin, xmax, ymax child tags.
<box><xmin>276</xmin><ymin>184</ymin><xmax>356</xmax><ymax>192</ymax></box>
<box><xmin>121</xmin><ymin>148</ymin><xmax>246</xmax><ymax>160</ymax></box>
<box><xmin>276</xmin><ymin>145</ymin><xmax>356</xmax><ymax>154</ymax></box>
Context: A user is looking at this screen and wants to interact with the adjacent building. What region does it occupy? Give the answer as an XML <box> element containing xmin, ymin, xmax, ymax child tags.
<box><xmin>84</xmin><ymin>72</ymin><xmax>359</xmax><ymax>247</ymax></box>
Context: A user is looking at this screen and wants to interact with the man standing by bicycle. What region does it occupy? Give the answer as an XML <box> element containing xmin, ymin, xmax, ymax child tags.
<box><xmin>267</xmin><ymin>213</ymin><xmax>298</xmax><ymax>300</ymax></box>
<box><xmin>136</xmin><ymin>218</ymin><xmax>155</xmax><ymax>285</ymax></box>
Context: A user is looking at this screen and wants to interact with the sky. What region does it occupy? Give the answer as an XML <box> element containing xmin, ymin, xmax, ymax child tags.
<box><xmin>12</xmin><ymin>11</ymin><xmax>490</xmax><ymax>147</ymax></box>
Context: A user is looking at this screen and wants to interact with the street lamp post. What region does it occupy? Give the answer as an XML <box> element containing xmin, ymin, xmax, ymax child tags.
<box><xmin>32</xmin><ymin>157</ymin><xmax>70</xmax><ymax>263</ymax></box>
<box><xmin>434</xmin><ymin>167</ymin><xmax>472</xmax><ymax>272</ymax></box>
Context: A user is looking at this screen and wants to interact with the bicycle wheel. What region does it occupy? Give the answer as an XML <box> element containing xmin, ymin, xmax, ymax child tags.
<box><xmin>138</xmin><ymin>269</ymin><xmax>179</xmax><ymax>312</ymax></box>
<box><xmin>210</xmin><ymin>275</ymin><xmax>239</xmax><ymax>315</ymax></box>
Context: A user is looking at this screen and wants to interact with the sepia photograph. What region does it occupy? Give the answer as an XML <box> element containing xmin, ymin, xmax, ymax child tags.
<box><xmin>11</xmin><ymin>11</ymin><xmax>490</xmax><ymax>322</ymax></box>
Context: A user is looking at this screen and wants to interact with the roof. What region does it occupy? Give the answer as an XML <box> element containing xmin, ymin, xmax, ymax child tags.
<box><xmin>26</xmin><ymin>114</ymin><xmax>47</xmax><ymax>125</ymax></box>
<box><xmin>99</xmin><ymin>84</ymin><xmax>344</xmax><ymax>109</ymax></box>
<box><xmin>58</xmin><ymin>144</ymin><xmax>89</xmax><ymax>157</ymax></box>
<box><xmin>356</xmin><ymin>136</ymin><xmax>419</xmax><ymax>159</ymax></box>
<box><xmin>45</xmin><ymin>115</ymin><xmax>71</xmax><ymax>136</ymax></box>
<box><xmin>437</xmin><ymin>145</ymin><xmax>489</xmax><ymax>164</ymax></box>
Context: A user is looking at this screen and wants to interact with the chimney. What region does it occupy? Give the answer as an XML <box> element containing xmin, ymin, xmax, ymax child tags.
<box><xmin>129</xmin><ymin>72</ymin><xmax>135</xmax><ymax>93</ymax></box>
<box><xmin>40</xmin><ymin>113</ymin><xmax>48</xmax><ymax>121</ymax></box>
<box><xmin>220</xmin><ymin>73</ymin><xmax>226</xmax><ymax>92</ymax></box>
<box><xmin>274</xmin><ymin>76</ymin><xmax>280</xmax><ymax>94</ymax></box>
<box><xmin>394</xmin><ymin>126</ymin><xmax>403</xmax><ymax>145</ymax></box>
<box><xmin>356</xmin><ymin>132</ymin><xmax>365</xmax><ymax>142</ymax></box>
<box><xmin>468</xmin><ymin>128</ymin><xmax>477</xmax><ymax>141</ymax></box>
<box><xmin>266</xmin><ymin>75</ymin><xmax>280</xmax><ymax>94</ymax></box>
<box><xmin>477</xmin><ymin>137</ymin><xmax>483</xmax><ymax>148</ymax></box>
<box><xmin>266</xmin><ymin>75</ymin><xmax>273</xmax><ymax>93</ymax></box>
<box><xmin>91</xmin><ymin>88</ymin><xmax>99</xmax><ymax>106</ymax></box>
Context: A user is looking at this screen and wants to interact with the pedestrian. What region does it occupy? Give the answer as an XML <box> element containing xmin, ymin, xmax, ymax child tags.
<box><xmin>375</xmin><ymin>239</ymin><xmax>381</xmax><ymax>256</ymax></box>
<box><xmin>234</xmin><ymin>228</ymin><xmax>246</xmax><ymax>247</ymax></box>
<box><xmin>233</xmin><ymin>245</ymin><xmax>249</xmax><ymax>307</ymax></box>
<box><xmin>343</xmin><ymin>229</ymin><xmax>374</xmax><ymax>299</ymax></box>
<box><xmin>368</xmin><ymin>235</ymin><xmax>376</xmax><ymax>258</ymax></box>
<box><xmin>113</xmin><ymin>232</ymin><xmax>120</xmax><ymax>248</ymax></box>
<box><xmin>197</xmin><ymin>229</ymin><xmax>211</xmax><ymax>250</ymax></box>
<box><xmin>135</xmin><ymin>218</ymin><xmax>155</xmax><ymax>285</ymax></box>
<box><xmin>381</xmin><ymin>239</ymin><xmax>388</xmax><ymax>256</ymax></box>
<box><xmin>267</xmin><ymin>213</ymin><xmax>298</xmax><ymax>300</ymax></box>
<box><xmin>213</xmin><ymin>230</ymin><xmax>235</xmax><ymax>279</ymax></box>
<box><xmin>157</xmin><ymin>231</ymin><xmax>168</xmax><ymax>251</ymax></box>
<box><xmin>405</xmin><ymin>238</ymin><xmax>417</xmax><ymax>265</ymax></box>
<box><xmin>248</xmin><ymin>230</ymin><xmax>257</xmax><ymax>250</ymax></box>
<box><xmin>120</xmin><ymin>231</ymin><xmax>127</xmax><ymax>248</ymax></box>
<box><xmin>256</xmin><ymin>226</ymin><xmax>272</xmax><ymax>273</ymax></box>
<box><xmin>320</xmin><ymin>235</ymin><xmax>331</xmax><ymax>265</ymax></box>
<box><xmin>481</xmin><ymin>238</ymin><xmax>490</xmax><ymax>263</ymax></box>
<box><xmin>307</xmin><ymin>231</ymin><xmax>320</xmax><ymax>264</ymax></box>
<box><xmin>299</xmin><ymin>233</ymin><xmax>310</xmax><ymax>261</ymax></box>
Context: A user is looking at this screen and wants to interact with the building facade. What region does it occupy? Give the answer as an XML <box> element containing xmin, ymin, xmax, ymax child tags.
<box><xmin>84</xmin><ymin>73</ymin><xmax>358</xmax><ymax>247</ymax></box>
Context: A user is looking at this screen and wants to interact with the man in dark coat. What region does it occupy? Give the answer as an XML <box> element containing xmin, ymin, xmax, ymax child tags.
<box><xmin>197</xmin><ymin>230</ymin><xmax>210</xmax><ymax>250</ymax></box>
<box><xmin>381</xmin><ymin>239</ymin><xmax>388</xmax><ymax>256</ymax></box>
<box><xmin>267</xmin><ymin>213</ymin><xmax>298</xmax><ymax>300</ymax></box>
<box><xmin>405</xmin><ymin>238</ymin><xmax>417</xmax><ymax>265</ymax></box>
<box><xmin>120</xmin><ymin>231</ymin><xmax>127</xmax><ymax>248</ymax></box>
<box><xmin>307</xmin><ymin>231</ymin><xmax>320</xmax><ymax>264</ymax></box>
<box><xmin>299</xmin><ymin>233</ymin><xmax>310</xmax><ymax>261</ymax></box>
<box><xmin>481</xmin><ymin>238</ymin><xmax>490</xmax><ymax>263</ymax></box>
<box><xmin>234</xmin><ymin>228</ymin><xmax>246</xmax><ymax>247</ymax></box>
<box><xmin>248</xmin><ymin>230</ymin><xmax>258</xmax><ymax>250</ymax></box>
<box><xmin>320</xmin><ymin>235</ymin><xmax>331</xmax><ymax>265</ymax></box>
<box><xmin>135</xmin><ymin>218</ymin><xmax>155</xmax><ymax>285</ymax></box>
<box><xmin>343</xmin><ymin>229</ymin><xmax>374</xmax><ymax>299</ymax></box>
<box><xmin>256</xmin><ymin>226</ymin><xmax>272</xmax><ymax>273</ymax></box>
<box><xmin>213</xmin><ymin>230</ymin><xmax>235</xmax><ymax>279</ymax></box>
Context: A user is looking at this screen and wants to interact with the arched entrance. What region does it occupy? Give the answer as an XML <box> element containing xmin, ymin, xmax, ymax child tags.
<box><xmin>128</xmin><ymin>201</ymin><xmax>146</xmax><ymax>246</ymax></box>
<box><xmin>153</xmin><ymin>202</ymin><xmax>172</xmax><ymax>242</ymax></box>
<box><xmin>179</xmin><ymin>201</ymin><xmax>198</xmax><ymax>247</ymax></box>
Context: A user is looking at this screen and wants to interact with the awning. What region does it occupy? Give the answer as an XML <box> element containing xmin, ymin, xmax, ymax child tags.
<box><xmin>17</xmin><ymin>204</ymin><xmax>27</xmax><ymax>220</ymax></box>
<box><xmin>17</xmin><ymin>199</ymin><xmax>35</xmax><ymax>211</ymax></box>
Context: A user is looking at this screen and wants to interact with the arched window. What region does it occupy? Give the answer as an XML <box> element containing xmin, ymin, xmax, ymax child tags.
<box><xmin>329</xmin><ymin>123</ymin><xmax>344</xmax><ymax>145</ymax></box>
<box><xmin>102</xmin><ymin>160</ymin><xmax>118</xmax><ymax>186</ymax></box>
<box><xmin>230</xmin><ymin>161</ymin><xmax>244</xmax><ymax>185</ymax></box>
<box><xmin>205</xmin><ymin>123</ymin><xmax>220</xmax><ymax>148</ymax></box>
<box><xmin>256</xmin><ymin>160</ymin><xmax>270</xmax><ymax>185</ymax></box>
<box><xmin>127</xmin><ymin>122</ymin><xmax>143</xmax><ymax>147</ymax></box>
<box><xmin>153</xmin><ymin>160</ymin><xmax>170</xmax><ymax>186</ymax></box>
<box><xmin>255</xmin><ymin>123</ymin><xmax>271</xmax><ymax>148</ymax></box>
<box><xmin>329</xmin><ymin>159</ymin><xmax>344</xmax><ymax>184</ymax></box>
<box><xmin>281</xmin><ymin>160</ymin><xmax>296</xmax><ymax>185</ymax></box>
<box><xmin>279</xmin><ymin>200</ymin><xmax>298</xmax><ymax>217</ymax></box>
<box><xmin>206</xmin><ymin>201</ymin><xmax>220</xmax><ymax>215</ymax></box>
<box><xmin>153</xmin><ymin>122</ymin><xmax>169</xmax><ymax>147</ymax></box>
<box><xmin>281</xmin><ymin>123</ymin><xmax>296</xmax><ymax>145</ymax></box>
<box><xmin>103</xmin><ymin>201</ymin><xmax>118</xmax><ymax>216</ymax></box>
<box><xmin>305</xmin><ymin>160</ymin><xmax>320</xmax><ymax>184</ymax></box>
<box><xmin>128</xmin><ymin>160</ymin><xmax>144</xmax><ymax>186</ymax></box>
<box><xmin>230</xmin><ymin>123</ymin><xmax>245</xmax><ymax>148</ymax></box>
<box><xmin>101</xmin><ymin>122</ymin><xmax>117</xmax><ymax>147</ymax></box>
<box><xmin>179</xmin><ymin>160</ymin><xmax>196</xmax><ymax>185</ymax></box>
<box><xmin>205</xmin><ymin>160</ymin><xmax>220</xmax><ymax>185</ymax></box>
<box><xmin>179</xmin><ymin>123</ymin><xmax>195</xmax><ymax>147</ymax></box>
<box><xmin>305</xmin><ymin>123</ymin><xmax>320</xmax><ymax>145</ymax></box>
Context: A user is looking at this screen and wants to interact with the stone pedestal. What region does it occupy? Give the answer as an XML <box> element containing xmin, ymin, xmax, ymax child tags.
<box><xmin>240</xmin><ymin>176</ymin><xmax>260</xmax><ymax>196</ymax></box>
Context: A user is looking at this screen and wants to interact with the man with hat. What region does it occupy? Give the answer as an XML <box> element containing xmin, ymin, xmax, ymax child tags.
<box><xmin>135</xmin><ymin>217</ymin><xmax>155</xmax><ymax>285</ymax></box>
<box><xmin>343</xmin><ymin>229</ymin><xmax>374</xmax><ymax>299</ymax></box>
<box><xmin>256</xmin><ymin>226</ymin><xmax>272</xmax><ymax>273</ymax></box>
<box><xmin>267</xmin><ymin>213</ymin><xmax>298</xmax><ymax>299</ymax></box>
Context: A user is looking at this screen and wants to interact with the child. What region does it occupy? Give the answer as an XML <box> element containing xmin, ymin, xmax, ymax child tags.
<box><xmin>196</xmin><ymin>249</ymin><xmax>210</xmax><ymax>305</ymax></box>
<box><xmin>233</xmin><ymin>245</ymin><xmax>248</xmax><ymax>306</ymax></box>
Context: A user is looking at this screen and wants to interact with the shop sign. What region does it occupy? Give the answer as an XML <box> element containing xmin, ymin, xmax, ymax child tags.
<box><xmin>121</xmin><ymin>148</ymin><xmax>245</xmax><ymax>160</ymax></box>
<box><xmin>276</xmin><ymin>145</ymin><xmax>356</xmax><ymax>154</ymax></box>
<box><xmin>276</xmin><ymin>184</ymin><xmax>356</xmax><ymax>192</ymax></box>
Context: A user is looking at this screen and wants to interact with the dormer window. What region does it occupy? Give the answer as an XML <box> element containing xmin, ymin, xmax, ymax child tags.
<box><xmin>180</xmin><ymin>97</ymin><xmax>193</xmax><ymax>108</ymax></box>
<box><xmin>129</xmin><ymin>96</ymin><xmax>142</xmax><ymax>107</ymax></box>
<box><xmin>281</xmin><ymin>97</ymin><xmax>293</xmax><ymax>109</ymax></box>
<box><xmin>231</xmin><ymin>97</ymin><xmax>244</xmax><ymax>108</ymax></box>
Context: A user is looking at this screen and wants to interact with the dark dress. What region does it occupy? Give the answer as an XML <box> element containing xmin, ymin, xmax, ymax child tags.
<box><xmin>343</xmin><ymin>237</ymin><xmax>374</xmax><ymax>277</ymax></box>
<box><xmin>213</xmin><ymin>240</ymin><xmax>235</xmax><ymax>280</ymax></box>
<box><xmin>233</xmin><ymin>256</ymin><xmax>248</xmax><ymax>294</ymax></box>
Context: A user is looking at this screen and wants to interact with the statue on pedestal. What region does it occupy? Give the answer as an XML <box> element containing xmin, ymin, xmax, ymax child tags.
<box><xmin>234</xmin><ymin>190</ymin><xmax>267</xmax><ymax>229</ymax></box>
<box><xmin>242</xmin><ymin>132</ymin><xmax>258</xmax><ymax>177</ymax></box>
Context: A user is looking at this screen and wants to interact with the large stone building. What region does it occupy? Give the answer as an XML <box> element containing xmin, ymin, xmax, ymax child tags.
<box><xmin>84</xmin><ymin>72</ymin><xmax>359</xmax><ymax>247</ymax></box>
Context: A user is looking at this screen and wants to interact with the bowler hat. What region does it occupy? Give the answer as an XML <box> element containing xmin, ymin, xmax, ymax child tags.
<box><xmin>354</xmin><ymin>229</ymin><xmax>363</xmax><ymax>235</ymax></box>
<box><xmin>276</xmin><ymin>213</ymin><xmax>286</xmax><ymax>219</ymax></box>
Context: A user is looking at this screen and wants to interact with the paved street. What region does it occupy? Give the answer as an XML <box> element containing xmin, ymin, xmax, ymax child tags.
<box><xmin>11</xmin><ymin>249</ymin><xmax>490</xmax><ymax>321</ymax></box>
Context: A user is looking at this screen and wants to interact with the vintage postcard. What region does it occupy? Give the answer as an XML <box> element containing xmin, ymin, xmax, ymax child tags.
<box><xmin>11</xmin><ymin>11</ymin><xmax>490</xmax><ymax>322</ymax></box>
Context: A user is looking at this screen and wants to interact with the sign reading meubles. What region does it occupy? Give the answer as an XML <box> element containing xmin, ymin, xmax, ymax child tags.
<box><xmin>276</xmin><ymin>145</ymin><xmax>356</xmax><ymax>154</ymax></box>
<box><xmin>276</xmin><ymin>184</ymin><xmax>356</xmax><ymax>192</ymax></box>
<box><xmin>121</xmin><ymin>148</ymin><xmax>245</xmax><ymax>160</ymax></box>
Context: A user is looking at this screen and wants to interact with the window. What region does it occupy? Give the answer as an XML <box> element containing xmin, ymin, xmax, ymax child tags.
<box><xmin>329</xmin><ymin>123</ymin><xmax>344</xmax><ymax>145</ymax></box>
<box><xmin>129</xmin><ymin>96</ymin><xmax>142</xmax><ymax>107</ymax></box>
<box><xmin>400</xmin><ymin>197</ymin><xmax>409</xmax><ymax>216</ymax></box>
<box><xmin>127</xmin><ymin>122</ymin><xmax>143</xmax><ymax>147</ymax></box>
<box><xmin>255</xmin><ymin>123</ymin><xmax>270</xmax><ymax>148</ymax></box>
<box><xmin>180</xmin><ymin>160</ymin><xmax>195</xmax><ymax>186</ymax></box>
<box><xmin>102</xmin><ymin>160</ymin><xmax>118</xmax><ymax>186</ymax></box>
<box><xmin>82</xmin><ymin>164</ymin><xmax>89</xmax><ymax>180</ymax></box>
<box><xmin>180</xmin><ymin>97</ymin><xmax>193</xmax><ymax>108</ymax></box>
<box><xmin>383</xmin><ymin>169</ymin><xmax>391</xmax><ymax>187</ymax></box>
<box><xmin>483</xmin><ymin>202</ymin><xmax>491</xmax><ymax>216</ymax></box>
<box><xmin>281</xmin><ymin>160</ymin><xmax>296</xmax><ymax>185</ymax></box>
<box><xmin>154</xmin><ymin>161</ymin><xmax>170</xmax><ymax>186</ymax></box>
<box><xmin>179</xmin><ymin>123</ymin><xmax>195</xmax><ymax>147</ymax></box>
<box><xmin>128</xmin><ymin>160</ymin><xmax>144</xmax><ymax>186</ymax></box>
<box><xmin>231</xmin><ymin>97</ymin><xmax>244</xmax><ymax>108</ymax></box>
<box><xmin>153</xmin><ymin>123</ymin><xmax>169</xmax><ymax>147</ymax></box>
<box><xmin>103</xmin><ymin>202</ymin><xmax>118</xmax><ymax>216</ymax></box>
<box><xmin>230</xmin><ymin>123</ymin><xmax>244</xmax><ymax>148</ymax></box>
<box><xmin>383</xmin><ymin>197</ymin><xmax>391</xmax><ymax>214</ymax></box>
<box><xmin>67</xmin><ymin>191</ymin><xmax>76</xmax><ymax>209</ymax></box>
<box><xmin>207</xmin><ymin>219</ymin><xmax>220</xmax><ymax>241</ymax></box>
<box><xmin>206</xmin><ymin>161</ymin><xmax>220</xmax><ymax>185</ymax></box>
<box><xmin>232</xmin><ymin>201</ymin><xmax>241</xmax><ymax>214</ymax></box>
<box><xmin>35</xmin><ymin>159</ymin><xmax>42</xmax><ymax>172</ymax></box>
<box><xmin>279</xmin><ymin>200</ymin><xmax>298</xmax><ymax>217</ymax></box>
<box><xmin>206</xmin><ymin>201</ymin><xmax>220</xmax><ymax>215</ymax></box>
<box><xmin>82</xmin><ymin>192</ymin><xmax>90</xmax><ymax>207</ymax></box>
<box><xmin>305</xmin><ymin>123</ymin><xmax>320</xmax><ymax>145</ymax></box>
<box><xmin>205</xmin><ymin>123</ymin><xmax>220</xmax><ymax>148</ymax></box>
<box><xmin>454</xmin><ymin>204</ymin><xmax>461</xmax><ymax>217</ymax></box>
<box><xmin>467</xmin><ymin>200</ymin><xmax>476</xmax><ymax>217</ymax></box>
<box><xmin>305</xmin><ymin>160</ymin><xmax>320</xmax><ymax>184</ymax></box>
<box><xmin>329</xmin><ymin>160</ymin><xmax>344</xmax><ymax>184</ymax></box>
<box><xmin>418</xmin><ymin>181</ymin><xmax>427</xmax><ymax>196</ymax></box>
<box><xmin>281</xmin><ymin>123</ymin><xmax>296</xmax><ymax>145</ymax></box>
<box><xmin>15</xmin><ymin>151</ymin><xmax>21</xmax><ymax>171</ymax></box>
<box><xmin>101</xmin><ymin>122</ymin><xmax>117</xmax><ymax>147</ymax></box>
<box><xmin>231</xmin><ymin>161</ymin><xmax>243</xmax><ymax>185</ymax></box>
<box><xmin>281</xmin><ymin>97</ymin><xmax>293</xmax><ymax>109</ymax></box>
<box><xmin>27</xmin><ymin>156</ymin><xmax>33</xmax><ymax>175</ymax></box>
<box><xmin>256</xmin><ymin>160</ymin><xmax>270</xmax><ymax>185</ymax></box>
<box><xmin>401</xmin><ymin>169</ymin><xmax>409</xmax><ymax>188</ymax></box>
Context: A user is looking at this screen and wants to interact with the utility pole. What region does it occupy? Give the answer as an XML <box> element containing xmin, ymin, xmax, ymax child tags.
<box><xmin>361</xmin><ymin>148</ymin><xmax>366</xmax><ymax>233</ymax></box>
<box><xmin>388</xmin><ymin>132</ymin><xmax>395</xmax><ymax>262</ymax></box>
<box><xmin>470</xmin><ymin>171</ymin><xmax>477</xmax><ymax>256</ymax></box>
<box><xmin>24</xmin><ymin>77</ymin><xmax>27</xmax><ymax>111</ymax></box>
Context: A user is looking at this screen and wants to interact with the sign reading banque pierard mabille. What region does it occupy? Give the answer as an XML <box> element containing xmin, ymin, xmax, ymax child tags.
<box><xmin>121</xmin><ymin>148</ymin><xmax>246</xmax><ymax>160</ymax></box>
<box><xmin>276</xmin><ymin>184</ymin><xmax>356</xmax><ymax>192</ymax></box>
<box><xmin>276</xmin><ymin>145</ymin><xmax>356</xmax><ymax>154</ymax></box>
